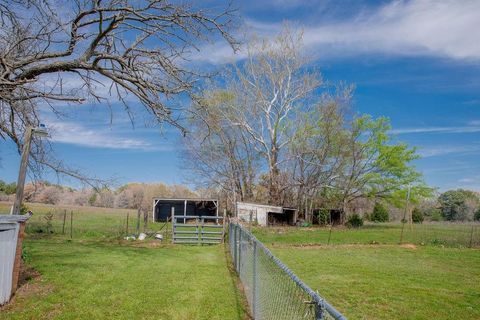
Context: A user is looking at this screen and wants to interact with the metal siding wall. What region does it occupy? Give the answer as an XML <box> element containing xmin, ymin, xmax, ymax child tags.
<box><xmin>0</xmin><ymin>224</ymin><xmax>18</xmax><ymax>305</ymax></box>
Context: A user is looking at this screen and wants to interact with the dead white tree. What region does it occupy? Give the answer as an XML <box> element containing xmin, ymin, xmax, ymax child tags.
<box><xmin>224</xmin><ymin>27</ymin><xmax>322</xmax><ymax>205</ymax></box>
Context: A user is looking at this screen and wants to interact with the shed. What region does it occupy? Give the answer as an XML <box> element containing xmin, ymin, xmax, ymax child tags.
<box><xmin>152</xmin><ymin>198</ymin><xmax>219</xmax><ymax>222</ymax></box>
<box><xmin>236</xmin><ymin>202</ymin><xmax>297</xmax><ymax>226</ymax></box>
<box><xmin>0</xmin><ymin>213</ymin><xmax>31</xmax><ymax>305</ymax></box>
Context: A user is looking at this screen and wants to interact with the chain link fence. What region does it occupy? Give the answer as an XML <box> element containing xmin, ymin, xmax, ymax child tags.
<box><xmin>229</xmin><ymin>222</ymin><xmax>346</xmax><ymax>320</ymax></box>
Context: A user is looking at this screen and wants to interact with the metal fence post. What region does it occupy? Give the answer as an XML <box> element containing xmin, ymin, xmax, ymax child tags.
<box><xmin>234</xmin><ymin>224</ymin><xmax>238</xmax><ymax>272</ymax></box>
<box><xmin>253</xmin><ymin>239</ymin><xmax>258</xmax><ymax>319</ymax></box>
<box><xmin>315</xmin><ymin>301</ymin><xmax>324</xmax><ymax>320</ymax></box>
<box><xmin>238</xmin><ymin>228</ymin><xmax>242</xmax><ymax>273</ymax></box>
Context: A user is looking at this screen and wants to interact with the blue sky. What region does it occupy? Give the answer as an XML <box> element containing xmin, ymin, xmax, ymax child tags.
<box><xmin>1</xmin><ymin>0</ymin><xmax>480</xmax><ymax>191</ymax></box>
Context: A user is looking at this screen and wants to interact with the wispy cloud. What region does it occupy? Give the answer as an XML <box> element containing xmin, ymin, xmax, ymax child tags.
<box><xmin>391</xmin><ymin>125</ymin><xmax>480</xmax><ymax>135</ymax></box>
<box><xmin>193</xmin><ymin>0</ymin><xmax>480</xmax><ymax>63</ymax></box>
<box><xmin>47</xmin><ymin>120</ymin><xmax>158</xmax><ymax>150</ymax></box>
<box><xmin>418</xmin><ymin>144</ymin><xmax>480</xmax><ymax>157</ymax></box>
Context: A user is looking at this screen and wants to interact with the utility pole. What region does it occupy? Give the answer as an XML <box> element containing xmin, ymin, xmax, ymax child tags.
<box><xmin>12</xmin><ymin>127</ymin><xmax>34</xmax><ymax>215</ymax></box>
<box><xmin>11</xmin><ymin>125</ymin><xmax>48</xmax><ymax>215</ymax></box>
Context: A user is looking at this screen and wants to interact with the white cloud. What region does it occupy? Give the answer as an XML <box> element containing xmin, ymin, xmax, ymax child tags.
<box><xmin>193</xmin><ymin>0</ymin><xmax>480</xmax><ymax>63</ymax></box>
<box><xmin>302</xmin><ymin>0</ymin><xmax>480</xmax><ymax>60</ymax></box>
<box><xmin>418</xmin><ymin>144</ymin><xmax>480</xmax><ymax>157</ymax></box>
<box><xmin>47</xmin><ymin>120</ymin><xmax>157</xmax><ymax>150</ymax></box>
<box><xmin>391</xmin><ymin>125</ymin><xmax>480</xmax><ymax>135</ymax></box>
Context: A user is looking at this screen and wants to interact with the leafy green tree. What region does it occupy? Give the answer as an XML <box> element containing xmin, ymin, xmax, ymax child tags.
<box><xmin>0</xmin><ymin>180</ymin><xmax>16</xmax><ymax>195</ymax></box>
<box><xmin>438</xmin><ymin>189</ymin><xmax>479</xmax><ymax>221</ymax></box>
<box><xmin>371</xmin><ymin>202</ymin><xmax>389</xmax><ymax>222</ymax></box>
<box><xmin>337</xmin><ymin>116</ymin><xmax>423</xmax><ymax>219</ymax></box>
<box><xmin>474</xmin><ymin>208</ymin><xmax>480</xmax><ymax>221</ymax></box>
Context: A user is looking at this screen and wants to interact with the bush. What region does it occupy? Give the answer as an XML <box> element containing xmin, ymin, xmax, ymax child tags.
<box><xmin>474</xmin><ymin>209</ymin><xmax>480</xmax><ymax>221</ymax></box>
<box><xmin>412</xmin><ymin>208</ymin><xmax>424</xmax><ymax>223</ymax></box>
<box><xmin>429</xmin><ymin>209</ymin><xmax>443</xmax><ymax>222</ymax></box>
<box><xmin>315</xmin><ymin>209</ymin><xmax>329</xmax><ymax>225</ymax></box>
<box><xmin>370</xmin><ymin>202</ymin><xmax>389</xmax><ymax>222</ymax></box>
<box><xmin>20</xmin><ymin>203</ymin><xmax>29</xmax><ymax>215</ymax></box>
<box><xmin>346</xmin><ymin>213</ymin><xmax>363</xmax><ymax>228</ymax></box>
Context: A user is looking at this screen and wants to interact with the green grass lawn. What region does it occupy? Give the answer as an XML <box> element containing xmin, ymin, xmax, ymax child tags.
<box><xmin>0</xmin><ymin>202</ymin><xmax>246</xmax><ymax>319</ymax></box>
<box><xmin>0</xmin><ymin>201</ymin><xmax>171</xmax><ymax>238</ymax></box>
<box><xmin>253</xmin><ymin>224</ymin><xmax>480</xmax><ymax>319</ymax></box>
<box><xmin>272</xmin><ymin>245</ymin><xmax>480</xmax><ymax>320</ymax></box>
<box><xmin>2</xmin><ymin>201</ymin><xmax>479</xmax><ymax>319</ymax></box>
<box><xmin>254</xmin><ymin>222</ymin><xmax>480</xmax><ymax>248</ymax></box>
<box><xmin>1</xmin><ymin>238</ymin><xmax>247</xmax><ymax>320</ymax></box>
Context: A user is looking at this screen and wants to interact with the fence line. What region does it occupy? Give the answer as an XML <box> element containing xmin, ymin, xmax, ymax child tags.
<box><xmin>229</xmin><ymin>222</ymin><xmax>346</xmax><ymax>320</ymax></box>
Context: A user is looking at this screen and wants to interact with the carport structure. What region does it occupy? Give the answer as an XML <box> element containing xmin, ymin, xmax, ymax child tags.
<box><xmin>152</xmin><ymin>198</ymin><xmax>219</xmax><ymax>222</ymax></box>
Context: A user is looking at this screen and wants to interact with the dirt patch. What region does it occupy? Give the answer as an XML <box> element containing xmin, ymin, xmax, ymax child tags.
<box><xmin>400</xmin><ymin>243</ymin><xmax>417</xmax><ymax>250</ymax></box>
<box><xmin>18</xmin><ymin>261</ymin><xmax>41</xmax><ymax>287</ymax></box>
<box><xmin>269</xmin><ymin>243</ymin><xmax>420</xmax><ymax>250</ymax></box>
<box><xmin>0</xmin><ymin>263</ymin><xmax>54</xmax><ymax>312</ymax></box>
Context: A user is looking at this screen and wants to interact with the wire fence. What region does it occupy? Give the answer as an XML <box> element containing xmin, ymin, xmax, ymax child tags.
<box><xmin>229</xmin><ymin>222</ymin><xmax>346</xmax><ymax>320</ymax></box>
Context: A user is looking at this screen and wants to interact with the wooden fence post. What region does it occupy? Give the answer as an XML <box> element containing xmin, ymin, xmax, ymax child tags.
<box><xmin>126</xmin><ymin>212</ymin><xmax>129</xmax><ymax>235</ymax></box>
<box><xmin>62</xmin><ymin>209</ymin><xmax>67</xmax><ymax>235</ymax></box>
<box><xmin>70</xmin><ymin>210</ymin><xmax>73</xmax><ymax>239</ymax></box>
<box><xmin>469</xmin><ymin>225</ymin><xmax>474</xmax><ymax>248</ymax></box>
<box><xmin>171</xmin><ymin>207</ymin><xmax>175</xmax><ymax>244</ymax></box>
<box><xmin>136</xmin><ymin>207</ymin><xmax>141</xmax><ymax>236</ymax></box>
<box><xmin>222</xmin><ymin>208</ymin><xmax>227</xmax><ymax>243</ymax></box>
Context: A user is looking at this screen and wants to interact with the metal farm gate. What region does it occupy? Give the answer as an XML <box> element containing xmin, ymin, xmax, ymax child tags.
<box><xmin>171</xmin><ymin>213</ymin><xmax>225</xmax><ymax>244</ymax></box>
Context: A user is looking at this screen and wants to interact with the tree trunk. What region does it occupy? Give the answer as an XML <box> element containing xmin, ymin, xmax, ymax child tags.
<box><xmin>268</xmin><ymin>148</ymin><xmax>281</xmax><ymax>205</ymax></box>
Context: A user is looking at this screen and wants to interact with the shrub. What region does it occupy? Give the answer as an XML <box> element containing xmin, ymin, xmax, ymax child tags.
<box><xmin>474</xmin><ymin>209</ymin><xmax>480</xmax><ymax>221</ymax></box>
<box><xmin>412</xmin><ymin>208</ymin><xmax>424</xmax><ymax>223</ymax></box>
<box><xmin>346</xmin><ymin>213</ymin><xmax>363</xmax><ymax>228</ymax></box>
<box><xmin>370</xmin><ymin>202</ymin><xmax>389</xmax><ymax>222</ymax></box>
<box><xmin>429</xmin><ymin>209</ymin><xmax>443</xmax><ymax>222</ymax></box>
<box><xmin>20</xmin><ymin>203</ymin><xmax>29</xmax><ymax>215</ymax></box>
<box><xmin>316</xmin><ymin>209</ymin><xmax>329</xmax><ymax>225</ymax></box>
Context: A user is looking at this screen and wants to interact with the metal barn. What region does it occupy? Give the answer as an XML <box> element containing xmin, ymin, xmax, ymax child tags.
<box><xmin>0</xmin><ymin>214</ymin><xmax>30</xmax><ymax>305</ymax></box>
<box><xmin>152</xmin><ymin>198</ymin><xmax>219</xmax><ymax>222</ymax></box>
<box><xmin>236</xmin><ymin>202</ymin><xmax>297</xmax><ymax>226</ymax></box>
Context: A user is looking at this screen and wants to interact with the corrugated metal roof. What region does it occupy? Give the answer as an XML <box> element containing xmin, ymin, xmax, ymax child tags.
<box><xmin>0</xmin><ymin>214</ymin><xmax>31</xmax><ymax>223</ymax></box>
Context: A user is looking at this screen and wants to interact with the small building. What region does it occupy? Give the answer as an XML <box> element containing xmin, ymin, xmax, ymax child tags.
<box><xmin>236</xmin><ymin>202</ymin><xmax>297</xmax><ymax>226</ymax></box>
<box><xmin>1</xmin><ymin>214</ymin><xmax>31</xmax><ymax>305</ymax></box>
<box><xmin>152</xmin><ymin>198</ymin><xmax>219</xmax><ymax>222</ymax></box>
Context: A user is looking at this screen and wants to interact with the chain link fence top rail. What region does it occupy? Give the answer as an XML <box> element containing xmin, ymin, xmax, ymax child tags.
<box><xmin>229</xmin><ymin>223</ymin><xmax>346</xmax><ymax>320</ymax></box>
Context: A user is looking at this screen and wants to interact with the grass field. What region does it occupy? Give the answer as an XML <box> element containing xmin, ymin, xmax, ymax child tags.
<box><xmin>254</xmin><ymin>225</ymin><xmax>480</xmax><ymax>320</ymax></box>
<box><xmin>0</xmin><ymin>202</ymin><xmax>247</xmax><ymax>319</ymax></box>
<box><xmin>254</xmin><ymin>222</ymin><xmax>480</xmax><ymax>248</ymax></box>
<box><xmin>2</xmin><ymin>201</ymin><xmax>480</xmax><ymax>319</ymax></box>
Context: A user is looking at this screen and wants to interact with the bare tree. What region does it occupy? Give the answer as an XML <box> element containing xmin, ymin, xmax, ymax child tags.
<box><xmin>183</xmin><ymin>89</ymin><xmax>259</xmax><ymax>203</ymax></box>
<box><xmin>185</xmin><ymin>27</ymin><xmax>322</xmax><ymax>206</ymax></box>
<box><xmin>229</xmin><ymin>28</ymin><xmax>322</xmax><ymax>205</ymax></box>
<box><xmin>0</xmin><ymin>0</ymin><xmax>237</xmax><ymax>183</ymax></box>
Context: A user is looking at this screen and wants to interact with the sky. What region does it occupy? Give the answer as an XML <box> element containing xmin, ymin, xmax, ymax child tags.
<box><xmin>1</xmin><ymin>0</ymin><xmax>480</xmax><ymax>191</ymax></box>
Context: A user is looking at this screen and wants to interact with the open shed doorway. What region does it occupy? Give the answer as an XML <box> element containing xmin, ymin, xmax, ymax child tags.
<box><xmin>267</xmin><ymin>208</ymin><xmax>297</xmax><ymax>226</ymax></box>
<box><xmin>152</xmin><ymin>198</ymin><xmax>218</xmax><ymax>222</ymax></box>
<box><xmin>312</xmin><ymin>209</ymin><xmax>343</xmax><ymax>226</ymax></box>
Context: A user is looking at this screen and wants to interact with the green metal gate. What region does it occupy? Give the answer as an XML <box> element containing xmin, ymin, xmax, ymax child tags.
<box><xmin>171</xmin><ymin>213</ymin><xmax>225</xmax><ymax>244</ymax></box>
